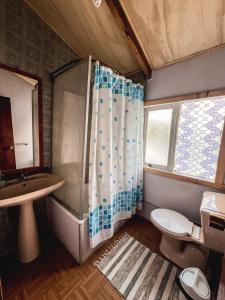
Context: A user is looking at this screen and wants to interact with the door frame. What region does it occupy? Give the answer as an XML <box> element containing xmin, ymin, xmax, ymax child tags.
<box><xmin>0</xmin><ymin>96</ymin><xmax>16</xmax><ymax>170</ymax></box>
<box><xmin>0</xmin><ymin>63</ymin><xmax>43</xmax><ymax>176</ymax></box>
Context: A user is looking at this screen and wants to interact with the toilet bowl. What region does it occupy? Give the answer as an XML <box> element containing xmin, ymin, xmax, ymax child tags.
<box><xmin>151</xmin><ymin>208</ymin><xmax>208</xmax><ymax>270</ymax></box>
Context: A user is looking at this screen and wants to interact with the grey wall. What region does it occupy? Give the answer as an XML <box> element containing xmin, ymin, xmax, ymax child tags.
<box><xmin>146</xmin><ymin>47</ymin><xmax>225</xmax><ymax>100</ymax></box>
<box><xmin>143</xmin><ymin>47</ymin><xmax>225</xmax><ymax>224</ymax></box>
<box><xmin>142</xmin><ymin>172</ymin><xmax>222</xmax><ymax>224</ymax></box>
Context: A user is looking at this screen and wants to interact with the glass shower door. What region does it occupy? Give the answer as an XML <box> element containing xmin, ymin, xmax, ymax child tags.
<box><xmin>52</xmin><ymin>58</ymin><xmax>91</xmax><ymax>218</ymax></box>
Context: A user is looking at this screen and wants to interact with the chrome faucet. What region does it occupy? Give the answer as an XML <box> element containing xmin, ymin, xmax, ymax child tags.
<box><xmin>20</xmin><ymin>172</ymin><xmax>29</xmax><ymax>181</ymax></box>
<box><xmin>0</xmin><ymin>170</ymin><xmax>6</xmax><ymax>187</ymax></box>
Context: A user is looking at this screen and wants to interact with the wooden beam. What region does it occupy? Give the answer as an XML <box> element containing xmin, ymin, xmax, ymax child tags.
<box><xmin>216</xmin><ymin>122</ymin><xmax>225</xmax><ymax>184</ymax></box>
<box><xmin>144</xmin><ymin>93</ymin><xmax>207</xmax><ymax>107</ymax></box>
<box><xmin>144</xmin><ymin>88</ymin><xmax>225</xmax><ymax>106</ymax></box>
<box><xmin>210</xmin><ymin>88</ymin><xmax>225</xmax><ymax>184</ymax></box>
<box><xmin>105</xmin><ymin>0</ymin><xmax>152</xmax><ymax>79</ymax></box>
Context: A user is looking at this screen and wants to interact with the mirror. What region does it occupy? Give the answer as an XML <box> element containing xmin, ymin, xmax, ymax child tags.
<box><xmin>0</xmin><ymin>64</ymin><xmax>43</xmax><ymax>172</ymax></box>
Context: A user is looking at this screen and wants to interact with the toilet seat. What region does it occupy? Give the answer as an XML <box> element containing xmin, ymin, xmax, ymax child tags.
<box><xmin>151</xmin><ymin>208</ymin><xmax>193</xmax><ymax>237</ymax></box>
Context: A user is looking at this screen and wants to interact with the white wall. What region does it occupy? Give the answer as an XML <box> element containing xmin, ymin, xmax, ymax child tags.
<box><xmin>0</xmin><ymin>69</ymin><xmax>34</xmax><ymax>169</ymax></box>
<box><xmin>143</xmin><ymin>47</ymin><xmax>225</xmax><ymax>224</ymax></box>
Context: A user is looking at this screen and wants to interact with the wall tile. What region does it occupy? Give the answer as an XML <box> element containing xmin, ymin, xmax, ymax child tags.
<box><xmin>26</xmin><ymin>45</ymin><xmax>40</xmax><ymax>61</ymax></box>
<box><xmin>6</xmin><ymin>12</ymin><xmax>22</xmax><ymax>34</ymax></box>
<box><xmin>27</xmin><ymin>27</ymin><xmax>41</xmax><ymax>46</ymax></box>
<box><xmin>44</xmin><ymin>38</ymin><xmax>56</xmax><ymax>56</ymax></box>
<box><xmin>2</xmin><ymin>0</ymin><xmax>78</xmax><ymax>166</ymax></box>
<box><xmin>5</xmin><ymin>50</ymin><xmax>22</xmax><ymax>68</ymax></box>
<box><xmin>6</xmin><ymin>33</ymin><xmax>22</xmax><ymax>52</ymax></box>
<box><xmin>0</xmin><ymin>0</ymin><xmax>79</xmax><ymax>256</ymax></box>
<box><xmin>6</xmin><ymin>0</ymin><xmax>23</xmax><ymax>17</ymax></box>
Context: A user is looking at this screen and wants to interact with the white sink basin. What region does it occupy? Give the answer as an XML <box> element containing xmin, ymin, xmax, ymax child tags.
<box><xmin>0</xmin><ymin>173</ymin><xmax>64</xmax><ymax>207</ymax></box>
<box><xmin>0</xmin><ymin>173</ymin><xmax>64</xmax><ymax>263</ymax></box>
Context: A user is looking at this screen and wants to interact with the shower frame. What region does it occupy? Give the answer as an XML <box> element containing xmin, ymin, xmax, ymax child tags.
<box><xmin>49</xmin><ymin>56</ymin><xmax>127</xmax><ymax>264</ymax></box>
<box><xmin>50</xmin><ymin>56</ymin><xmax>92</xmax><ymax>220</ymax></box>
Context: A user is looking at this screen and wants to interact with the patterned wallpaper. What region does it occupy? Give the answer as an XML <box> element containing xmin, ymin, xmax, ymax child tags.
<box><xmin>0</xmin><ymin>0</ymin><xmax>78</xmax><ymax>255</ymax></box>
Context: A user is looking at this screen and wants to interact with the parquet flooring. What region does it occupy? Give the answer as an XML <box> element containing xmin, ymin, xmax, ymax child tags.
<box><xmin>1</xmin><ymin>216</ymin><xmax>161</xmax><ymax>300</ymax></box>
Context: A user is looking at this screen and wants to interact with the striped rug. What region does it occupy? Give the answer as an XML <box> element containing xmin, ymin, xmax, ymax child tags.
<box><xmin>95</xmin><ymin>233</ymin><xmax>187</xmax><ymax>300</ymax></box>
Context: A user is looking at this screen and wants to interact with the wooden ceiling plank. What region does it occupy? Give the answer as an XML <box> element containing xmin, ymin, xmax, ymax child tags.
<box><xmin>120</xmin><ymin>0</ymin><xmax>225</xmax><ymax>69</ymax></box>
<box><xmin>25</xmin><ymin>0</ymin><xmax>140</xmax><ymax>74</ymax></box>
<box><xmin>105</xmin><ymin>0</ymin><xmax>152</xmax><ymax>79</ymax></box>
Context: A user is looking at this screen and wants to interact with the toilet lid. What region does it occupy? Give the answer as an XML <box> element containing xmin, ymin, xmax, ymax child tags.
<box><xmin>151</xmin><ymin>209</ymin><xmax>193</xmax><ymax>236</ymax></box>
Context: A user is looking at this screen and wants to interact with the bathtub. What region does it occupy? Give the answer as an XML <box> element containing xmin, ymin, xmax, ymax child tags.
<box><xmin>47</xmin><ymin>196</ymin><xmax>127</xmax><ymax>264</ymax></box>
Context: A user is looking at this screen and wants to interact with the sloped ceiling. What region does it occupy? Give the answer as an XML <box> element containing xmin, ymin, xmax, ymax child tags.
<box><xmin>25</xmin><ymin>0</ymin><xmax>225</xmax><ymax>72</ymax></box>
<box><xmin>120</xmin><ymin>0</ymin><xmax>225</xmax><ymax>68</ymax></box>
<box><xmin>25</xmin><ymin>0</ymin><xmax>139</xmax><ymax>74</ymax></box>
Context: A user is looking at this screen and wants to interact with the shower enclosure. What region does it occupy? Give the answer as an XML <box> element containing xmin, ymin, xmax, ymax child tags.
<box><xmin>48</xmin><ymin>56</ymin><xmax>126</xmax><ymax>263</ymax></box>
<box><xmin>52</xmin><ymin>57</ymin><xmax>91</xmax><ymax>219</ymax></box>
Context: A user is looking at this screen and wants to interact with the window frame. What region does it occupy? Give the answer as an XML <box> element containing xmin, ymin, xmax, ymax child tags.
<box><xmin>144</xmin><ymin>90</ymin><xmax>225</xmax><ymax>191</ymax></box>
<box><xmin>144</xmin><ymin>103</ymin><xmax>180</xmax><ymax>171</ymax></box>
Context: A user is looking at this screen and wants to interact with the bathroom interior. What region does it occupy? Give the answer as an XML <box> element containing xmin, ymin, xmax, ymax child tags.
<box><xmin>1</xmin><ymin>0</ymin><xmax>225</xmax><ymax>299</ymax></box>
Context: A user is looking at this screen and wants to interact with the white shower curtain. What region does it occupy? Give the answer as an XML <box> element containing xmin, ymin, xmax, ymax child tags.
<box><xmin>89</xmin><ymin>62</ymin><xmax>144</xmax><ymax>248</ymax></box>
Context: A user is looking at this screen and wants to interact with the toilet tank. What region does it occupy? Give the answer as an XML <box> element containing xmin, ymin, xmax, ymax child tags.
<box><xmin>200</xmin><ymin>191</ymin><xmax>225</xmax><ymax>253</ymax></box>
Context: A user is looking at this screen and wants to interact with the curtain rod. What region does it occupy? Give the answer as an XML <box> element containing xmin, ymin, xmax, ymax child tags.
<box><xmin>50</xmin><ymin>58</ymin><xmax>81</xmax><ymax>79</ymax></box>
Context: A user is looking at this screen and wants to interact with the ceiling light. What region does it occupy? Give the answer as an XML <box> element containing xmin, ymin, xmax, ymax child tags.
<box><xmin>93</xmin><ymin>0</ymin><xmax>102</xmax><ymax>8</ymax></box>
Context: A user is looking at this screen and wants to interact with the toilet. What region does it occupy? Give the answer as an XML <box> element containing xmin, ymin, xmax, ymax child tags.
<box><xmin>150</xmin><ymin>191</ymin><xmax>225</xmax><ymax>270</ymax></box>
<box><xmin>151</xmin><ymin>208</ymin><xmax>208</xmax><ymax>270</ymax></box>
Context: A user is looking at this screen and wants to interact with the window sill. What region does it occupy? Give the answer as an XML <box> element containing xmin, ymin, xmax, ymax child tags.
<box><xmin>144</xmin><ymin>167</ymin><xmax>225</xmax><ymax>191</ymax></box>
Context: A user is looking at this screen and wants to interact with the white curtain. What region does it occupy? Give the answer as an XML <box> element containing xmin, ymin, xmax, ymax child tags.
<box><xmin>89</xmin><ymin>62</ymin><xmax>144</xmax><ymax>248</ymax></box>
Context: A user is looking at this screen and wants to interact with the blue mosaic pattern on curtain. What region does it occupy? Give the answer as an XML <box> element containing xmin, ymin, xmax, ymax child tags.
<box><xmin>94</xmin><ymin>64</ymin><xmax>144</xmax><ymax>101</ymax></box>
<box><xmin>88</xmin><ymin>62</ymin><xmax>144</xmax><ymax>247</ymax></box>
<box><xmin>174</xmin><ymin>97</ymin><xmax>225</xmax><ymax>181</ymax></box>
<box><xmin>89</xmin><ymin>186</ymin><xmax>143</xmax><ymax>237</ymax></box>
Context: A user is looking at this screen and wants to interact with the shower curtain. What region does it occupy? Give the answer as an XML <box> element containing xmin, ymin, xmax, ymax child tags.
<box><xmin>89</xmin><ymin>62</ymin><xmax>144</xmax><ymax>248</ymax></box>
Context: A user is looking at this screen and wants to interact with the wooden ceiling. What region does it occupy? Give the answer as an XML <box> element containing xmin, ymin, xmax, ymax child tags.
<box><xmin>25</xmin><ymin>0</ymin><xmax>225</xmax><ymax>74</ymax></box>
<box><xmin>25</xmin><ymin>0</ymin><xmax>139</xmax><ymax>74</ymax></box>
<box><xmin>120</xmin><ymin>0</ymin><xmax>225</xmax><ymax>69</ymax></box>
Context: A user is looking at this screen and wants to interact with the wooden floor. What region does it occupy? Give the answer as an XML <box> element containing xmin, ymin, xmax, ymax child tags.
<box><xmin>1</xmin><ymin>216</ymin><xmax>161</xmax><ymax>300</ymax></box>
<box><xmin>218</xmin><ymin>256</ymin><xmax>225</xmax><ymax>300</ymax></box>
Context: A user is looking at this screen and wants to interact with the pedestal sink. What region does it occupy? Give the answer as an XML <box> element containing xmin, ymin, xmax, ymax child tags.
<box><xmin>0</xmin><ymin>173</ymin><xmax>64</xmax><ymax>263</ymax></box>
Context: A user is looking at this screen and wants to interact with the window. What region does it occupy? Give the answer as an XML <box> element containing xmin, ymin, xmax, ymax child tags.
<box><xmin>144</xmin><ymin>96</ymin><xmax>225</xmax><ymax>182</ymax></box>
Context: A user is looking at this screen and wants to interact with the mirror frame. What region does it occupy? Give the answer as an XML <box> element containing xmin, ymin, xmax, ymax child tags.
<box><xmin>0</xmin><ymin>63</ymin><xmax>43</xmax><ymax>175</ymax></box>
